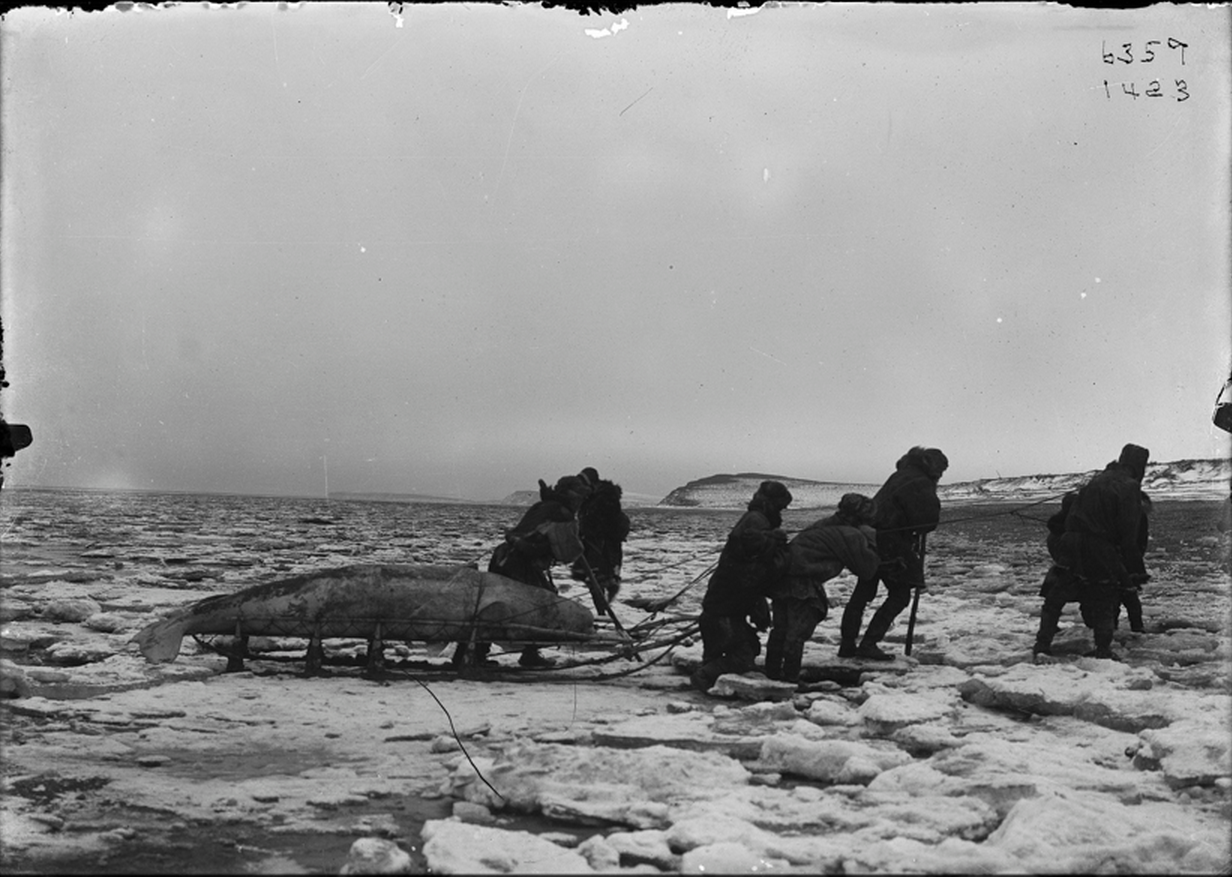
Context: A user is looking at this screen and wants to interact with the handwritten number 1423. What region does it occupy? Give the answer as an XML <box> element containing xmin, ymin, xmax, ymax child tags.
<box><xmin>1104</xmin><ymin>79</ymin><xmax>1189</xmax><ymax>101</ymax></box>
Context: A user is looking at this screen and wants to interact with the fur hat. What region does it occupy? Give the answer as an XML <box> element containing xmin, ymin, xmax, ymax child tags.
<box><xmin>1118</xmin><ymin>444</ymin><xmax>1150</xmax><ymax>481</ymax></box>
<box><xmin>920</xmin><ymin>448</ymin><xmax>949</xmax><ymax>480</ymax></box>
<box><xmin>901</xmin><ymin>446</ymin><xmax>949</xmax><ymax>481</ymax></box>
<box><xmin>553</xmin><ymin>475</ymin><xmax>588</xmax><ymax>501</ymax></box>
<box><xmin>837</xmin><ymin>493</ymin><xmax>877</xmax><ymax>525</ymax></box>
<box><xmin>757</xmin><ymin>480</ymin><xmax>793</xmax><ymax>508</ymax></box>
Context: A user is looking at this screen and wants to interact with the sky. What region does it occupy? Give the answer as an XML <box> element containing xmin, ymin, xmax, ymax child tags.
<box><xmin>1</xmin><ymin>2</ymin><xmax>1229</xmax><ymax>502</ymax></box>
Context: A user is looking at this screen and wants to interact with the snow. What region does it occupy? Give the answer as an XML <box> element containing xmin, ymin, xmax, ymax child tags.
<box><xmin>0</xmin><ymin>487</ymin><xmax>1229</xmax><ymax>873</ymax></box>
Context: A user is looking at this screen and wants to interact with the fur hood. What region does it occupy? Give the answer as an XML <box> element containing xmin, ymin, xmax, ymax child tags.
<box><xmin>895</xmin><ymin>446</ymin><xmax>949</xmax><ymax>482</ymax></box>
<box><xmin>745</xmin><ymin>495</ymin><xmax>784</xmax><ymax>529</ymax></box>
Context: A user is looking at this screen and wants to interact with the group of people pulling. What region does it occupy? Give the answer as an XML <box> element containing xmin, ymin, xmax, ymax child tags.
<box><xmin>690</xmin><ymin>440</ymin><xmax>1154</xmax><ymax>692</ymax></box>
<box><xmin>691</xmin><ymin>445</ymin><xmax>950</xmax><ymax>691</ymax></box>
<box><xmin>465</xmin><ymin>441</ymin><xmax>1155</xmax><ymax>684</ymax></box>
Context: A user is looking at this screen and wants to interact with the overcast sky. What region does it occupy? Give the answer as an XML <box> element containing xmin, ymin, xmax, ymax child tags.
<box><xmin>2</xmin><ymin>2</ymin><xmax>1229</xmax><ymax>502</ymax></box>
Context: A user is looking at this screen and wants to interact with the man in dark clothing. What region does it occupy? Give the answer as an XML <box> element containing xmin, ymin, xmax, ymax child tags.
<box><xmin>1033</xmin><ymin>443</ymin><xmax>1149</xmax><ymax>662</ymax></box>
<box><xmin>765</xmin><ymin>493</ymin><xmax>880</xmax><ymax>684</ymax></box>
<box><xmin>839</xmin><ymin>446</ymin><xmax>948</xmax><ymax>661</ymax></box>
<box><xmin>1116</xmin><ymin>491</ymin><xmax>1151</xmax><ymax>633</ymax></box>
<box><xmin>577</xmin><ymin>466</ymin><xmax>601</xmax><ymax>495</ymax></box>
<box><xmin>567</xmin><ymin>467</ymin><xmax>633</xmax><ymax>598</ymax></box>
<box><xmin>453</xmin><ymin>475</ymin><xmax>586</xmax><ymax>668</ymax></box>
<box><xmin>691</xmin><ymin>480</ymin><xmax>793</xmax><ymax>693</ymax></box>
<box><xmin>491</xmin><ymin>475</ymin><xmax>587</xmax><ymax>591</ymax></box>
<box><xmin>1038</xmin><ymin>491</ymin><xmax>1102</xmax><ymax>633</ymax></box>
<box><xmin>1038</xmin><ymin>491</ymin><xmax>1078</xmax><ymax>600</ymax></box>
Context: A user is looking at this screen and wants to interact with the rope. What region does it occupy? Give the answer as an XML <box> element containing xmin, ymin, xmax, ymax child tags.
<box><xmin>631</xmin><ymin>547</ymin><xmax>723</xmax><ymax>574</ymax></box>
<box><xmin>873</xmin><ymin>491</ymin><xmax>1072</xmax><ymax>535</ymax></box>
<box><xmin>622</xmin><ymin>559</ymin><xmax>719</xmax><ymax>615</ymax></box>
<box><xmin>584</xmin><ymin>624</ymin><xmax>698</xmax><ymax>680</ymax></box>
<box><xmin>406</xmin><ymin>672</ymin><xmax>505</xmax><ymax>802</ymax></box>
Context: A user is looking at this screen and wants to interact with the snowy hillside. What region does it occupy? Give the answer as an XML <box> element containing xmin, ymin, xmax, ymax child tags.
<box><xmin>496</xmin><ymin>489</ymin><xmax>543</xmax><ymax>506</ymax></box>
<box><xmin>659</xmin><ymin>459</ymin><xmax>1230</xmax><ymax>509</ymax></box>
<box><xmin>659</xmin><ymin>474</ymin><xmax>879</xmax><ymax>510</ymax></box>
<box><xmin>497</xmin><ymin>488</ymin><xmax>665</xmax><ymax>508</ymax></box>
<box><xmin>940</xmin><ymin>457</ymin><xmax>1230</xmax><ymax>503</ymax></box>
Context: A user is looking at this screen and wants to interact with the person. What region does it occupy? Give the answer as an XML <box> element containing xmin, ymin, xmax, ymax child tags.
<box><xmin>568</xmin><ymin>467</ymin><xmax>632</xmax><ymax>610</ymax></box>
<box><xmin>1038</xmin><ymin>491</ymin><xmax>1102</xmax><ymax>632</ymax></box>
<box><xmin>690</xmin><ymin>480</ymin><xmax>793</xmax><ymax>693</ymax></box>
<box><xmin>453</xmin><ymin>475</ymin><xmax>587</xmax><ymax>668</ymax></box>
<box><xmin>839</xmin><ymin>446</ymin><xmax>948</xmax><ymax>661</ymax></box>
<box><xmin>1032</xmin><ymin>443</ymin><xmax>1149</xmax><ymax>662</ymax></box>
<box><xmin>577</xmin><ymin>466</ymin><xmax>601</xmax><ymax>497</ymax></box>
<box><xmin>0</xmin><ymin>419</ymin><xmax>33</xmax><ymax>493</ymax></box>
<box><xmin>764</xmin><ymin>493</ymin><xmax>880</xmax><ymax>684</ymax></box>
<box><xmin>1038</xmin><ymin>490</ymin><xmax>1078</xmax><ymax>601</ymax></box>
<box><xmin>1116</xmin><ymin>491</ymin><xmax>1151</xmax><ymax>633</ymax></box>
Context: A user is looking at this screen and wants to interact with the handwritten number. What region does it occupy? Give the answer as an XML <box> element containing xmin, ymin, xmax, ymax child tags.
<box><xmin>1101</xmin><ymin>38</ymin><xmax>1187</xmax><ymax>66</ymax></box>
<box><xmin>1098</xmin><ymin>39</ymin><xmax>1191</xmax><ymax>102</ymax></box>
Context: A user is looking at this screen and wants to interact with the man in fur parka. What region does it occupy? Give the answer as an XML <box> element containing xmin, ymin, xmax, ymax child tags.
<box><xmin>691</xmin><ymin>480</ymin><xmax>793</xmax><ymax>692</ymax></box>
<box><xmin>453</xmin><ymin>475</ymin><xmax>586</xmax><ymax>668</ymax></box>
<box><xmin>839</xmin><ymin>446</ymin><xmax>948</xmax><ymax>661</ymax></box>
<box><xmin>765</xmin><ymin>493</ymin><xmax>880</xmax><ymax>683</ymax></box>
<box><xmin>1033</xmin><ymin>443</ymin><xmax>1148</xmax><ymax>661</ymax></box>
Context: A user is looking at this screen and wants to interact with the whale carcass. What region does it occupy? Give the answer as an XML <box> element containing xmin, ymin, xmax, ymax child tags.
<box><xmin>131</xmin><ymin>563</ymin><xmax>599</xmax><ymax>670</ymax></box>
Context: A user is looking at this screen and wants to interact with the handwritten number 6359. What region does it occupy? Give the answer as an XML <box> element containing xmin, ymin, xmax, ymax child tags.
<box><xmin>1102</xmin><ymin>39</ymin><xmax>1188</xmax><ymax>65</ymax></box>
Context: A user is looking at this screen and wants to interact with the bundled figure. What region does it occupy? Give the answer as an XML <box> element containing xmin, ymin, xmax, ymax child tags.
<box><xmin>764</xmin><ymin>493</ymin><xmax>880</xmax><ymax>684</ymax></box>
<box><xmin>568</xmin><ymin>467</ymin><xmax>632</xmax><ymax>614</ymax></box>
<box><xmin>1038</xmin><ymin>490</ymin><xmax>1078</xmax><ymax>601</ymax></box>
<box><xmin>1117</xmin><ymin>491</ymin><xmax>1151</xmax><ymax>633</ymax></box>
<box><xmin>691</xmin><ymin>481</ymin><xmax>793</xmax><ymax>693</ymax></box>
<box><xmin>1033</xmin><ymin>443</ymin><xmax>1149</xmax><ymax>662</ymax></box>
<box><xmin>839</xmin><ymin>446</ymin><xmax>948</xmax><ymax>661</ymax></box>
<box><xmin>453</xmin><ymin>474</ymin><xmax>589</xmax><ymax>668</ymax></box>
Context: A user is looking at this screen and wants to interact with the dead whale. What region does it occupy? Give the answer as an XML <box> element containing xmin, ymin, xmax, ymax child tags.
<box><xmin>130</xmin><ymin>563</ymin><xmax>598</xmax><ymax>671</ymax></box>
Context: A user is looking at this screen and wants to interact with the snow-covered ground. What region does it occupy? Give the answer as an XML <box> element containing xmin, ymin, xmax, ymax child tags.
<box><xmin>1</xmin><ymin>489</ymin><xmax>1229</xmax><ymax>874</ymax></box>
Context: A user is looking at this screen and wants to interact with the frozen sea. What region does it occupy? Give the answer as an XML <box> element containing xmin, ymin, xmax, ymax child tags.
<box><xmin>2</xmin><ymin>487</ymin><xmax>1230</xmax><ymax>874</ymax></box>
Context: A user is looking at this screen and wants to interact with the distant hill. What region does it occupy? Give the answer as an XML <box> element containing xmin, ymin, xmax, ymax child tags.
<box><xmin>660</xmin><ymin>473</ymin><xmax>880</xmax><ymax>510</ymax></box>
<box><xmin>497</xmin><ymin>488</ymin><xmax>664</xmax><ymax>507</ymax></box>
<box><xmin>328</xmin><ymin>491</ymin><xmax>489</xmax><ymax>506</ymax></box>
<box><xmin>331</xmin><ymin>486</ymin><xmax>665</xmax><ymax>508</ymax></box>
<box><xmin>496</xmin><ymin>489</ymin><xmax>542</xmax><ymax>506</ymax></box>
<box><xmin>659</xmin><ymin>459</ymin><xmax>1230</xmax><ymax>509</ymax></box>
<box><xmin>939</xmin><ymin>457</ymin><xmax>1230</xmax><ymax>504</ymax></box>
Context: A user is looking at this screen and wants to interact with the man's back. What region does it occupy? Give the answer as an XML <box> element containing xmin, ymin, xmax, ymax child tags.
<box><xmin>1065</xmin><ymin>464</ymin><xmax>1141</xmax><ymax>551</ymax></box>
<box><xmin>872</xmin><ymin>453</ymin><xmax>942</xmax><ymax>558</ymax></box>
<box><xmin>787</xmin><ymin>515</ymin><xmax>879</xmax><ymax>581</ymax></box>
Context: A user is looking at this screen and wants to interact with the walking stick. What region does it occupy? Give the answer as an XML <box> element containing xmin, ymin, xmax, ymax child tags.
<box><xmin>904</xmin><ymin>532</ymin><xmax>926</xmax><ymax>657</ymax></box>
<box><xmin>577</xmin><ymin>554</ymin><xmax>641</xmax><ymax>660</ymax></box>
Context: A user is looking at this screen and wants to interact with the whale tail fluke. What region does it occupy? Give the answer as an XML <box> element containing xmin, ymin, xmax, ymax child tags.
<box><xmin>131</xmin><ymin>616</ymin><xmax>190</xmax><ymax>664</ymax></box>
